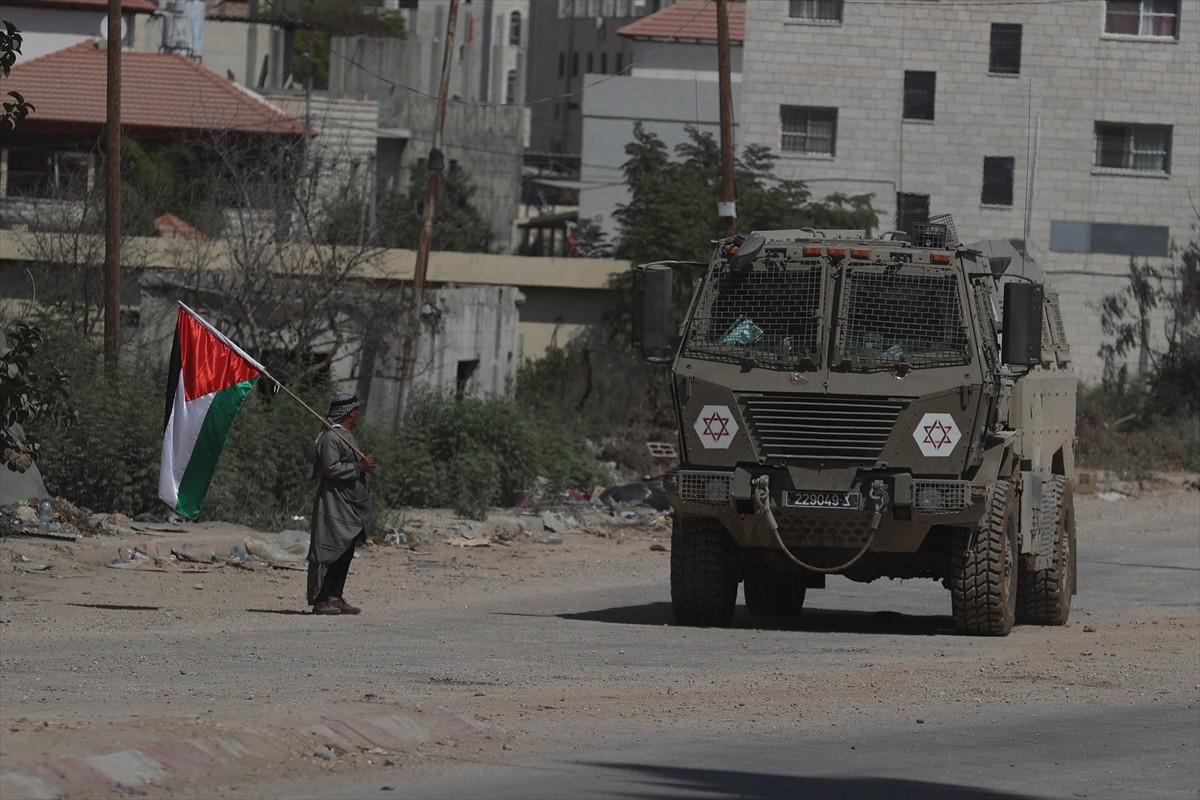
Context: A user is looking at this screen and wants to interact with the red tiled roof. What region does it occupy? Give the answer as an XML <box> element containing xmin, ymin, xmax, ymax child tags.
<box><xmin>7</xmin><ymin>40</ymin><xmax>306</xmax><ymax>136</ymax></box>
<box><xmin>155</xmin><ymin>213</ymin><xmax>208</xmax><ymax>240</ymax></box>
<box><xmin>4</xmin><ymin>0</ymin><xmax>156</xmax><ymax>13</ymax></box>
<box><xmin>617</xmin><ymin>0</ymin><xmax>744</xmax><ymax>43</ymax></box>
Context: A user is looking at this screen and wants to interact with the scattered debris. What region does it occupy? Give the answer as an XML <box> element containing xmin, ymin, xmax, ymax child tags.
<box><xmin>599</xmin><ymin>476</ymin><xmax>669</xmax><ymax>512</ymax></box>
<box><xmin>447</xmin><ymin>536</ymin><xmax>491</xmax><ymax>548</ymax></box>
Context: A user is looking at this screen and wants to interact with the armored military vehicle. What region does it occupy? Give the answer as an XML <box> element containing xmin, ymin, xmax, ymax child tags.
<box><xmin>632</xmin><ymin>220</ymin><xmax>1076</xmax><ymax>636</ymax></box>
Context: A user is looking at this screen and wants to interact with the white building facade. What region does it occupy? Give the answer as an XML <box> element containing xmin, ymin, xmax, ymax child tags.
<box><xmin>579</xmin><ymin>17</ymin><xmax>742</xmax><ymax>240</ymax></box>
<box><xmin>738</xmin><ymin>0</ymin><xmax>1200</xmax><ymax>382</ymax></box>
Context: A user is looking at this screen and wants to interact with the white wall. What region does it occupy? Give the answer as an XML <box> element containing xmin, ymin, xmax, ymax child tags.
<box><xmin>738</xmin><ymin>0</ymin><xmax>1200</xmax><ymax>383</ymax></box>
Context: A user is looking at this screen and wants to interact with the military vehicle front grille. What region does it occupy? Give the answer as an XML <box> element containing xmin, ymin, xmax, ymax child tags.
<box><xmin>912</xmin><ymin>480</ymin><xmax>968</xmax><ymax>513</ymax></box>
<box><xmin>737</xmin><ymin>393</ymin><xmax>907</xmax><ymax>462</ymax></box>
<box><xmin>678</xmin><ymin>471</ymin><xmax>733</xmax><ymax>506</ymax></box>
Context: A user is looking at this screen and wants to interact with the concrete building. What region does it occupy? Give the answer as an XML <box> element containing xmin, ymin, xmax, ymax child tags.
<box><xmin>578</xmin><ymin>0</ymin><xmax>744</xmax><ymax>240</ymax></box>
<box><xmin>737</xmin><ymin>0</ymin><xmax>1199</xmax><ymax>382</ymax></box>
<box><xmin>2</xmin><ymin>0</ymin><xmax>156</xmax><ymax>60</ymax></box>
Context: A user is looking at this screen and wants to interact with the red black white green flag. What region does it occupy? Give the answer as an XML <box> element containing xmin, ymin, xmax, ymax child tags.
<box><xmin>159</xmin><ymin>304</ymin><xmax>265</xmax><ymax>518</ymax></box>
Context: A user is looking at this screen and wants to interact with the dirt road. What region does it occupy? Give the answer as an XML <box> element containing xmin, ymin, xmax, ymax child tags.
<box><xmin>1</xmin><ymin>474</ymin><xmax>1197</xmax><ymax>799</ymax></box>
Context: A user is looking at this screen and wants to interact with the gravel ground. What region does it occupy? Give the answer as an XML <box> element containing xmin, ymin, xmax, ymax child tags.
<box><xmin>1</xmin><ymin>472</ymin><xmax>1197</xmax><ymax>799</ymax></box>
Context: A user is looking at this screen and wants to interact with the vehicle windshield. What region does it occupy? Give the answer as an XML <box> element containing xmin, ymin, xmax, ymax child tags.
<box><xmin>835</xmin><ymin>263</ymin><xmax>971</xmax><ymax>371</ymax></box>
<box><xmin>682</xmin><ymin>254</ymin><xmax>971</xmax><ymax>372</ymax></box>
<box><xmin>682</xmin><ymin>254</ymin><xmax>826</xmax><ymax>367</ymax></box>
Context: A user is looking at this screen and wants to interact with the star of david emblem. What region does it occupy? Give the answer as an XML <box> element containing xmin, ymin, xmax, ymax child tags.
<box><xmin>693</xmin><ymin>404</ymin><xmax>739</xmax><ymax>450</ymax></box>
<box><xmin>913</xmin><ymin>412</ymin><xmax>961</xmax><ymax>457</ymax></box>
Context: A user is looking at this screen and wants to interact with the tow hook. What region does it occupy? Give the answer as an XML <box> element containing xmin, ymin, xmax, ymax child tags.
<box><xmin>754</xmin><ymin>475</ymin><xmax>889</xmax><ymax>575</ymax></box>
<box><xmin>752</xmin><ymin>475</ymin><xmax>778</xmax><ymax>534</ymax></box>
<box><xmin>868</xmin><ymin>480</ymin><xmax>890</xmax><ymax>531</ymax></box>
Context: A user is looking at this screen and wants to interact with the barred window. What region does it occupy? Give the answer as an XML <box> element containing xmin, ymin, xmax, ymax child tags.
<box><xmin>896</xmin><ymin>193</ymin><xmax>930</xmax><ymax>238</ymax></box>
<box><xmin>1105</xmin><ymin>0</ymin><xmax>1179</xmax><ymax>38</ymax></box>
<box><xmin>781</xmin><ymin>106</ymin><xmax>837</xmax><ymax>156</ymax></box>
<box><xmin>788</xmin><ymin>0</ymin><xmax>843</xmax><ymax>22</ymax></box>
<box><xmin>989</xmin><ymin>24</ymin><xmax>1022</xmax><ymax>74</ymax></box>
<box><xmin>1095</xmin><ymin>122</ymin><xmax>1172</xmax><ymax>173</ymax></box>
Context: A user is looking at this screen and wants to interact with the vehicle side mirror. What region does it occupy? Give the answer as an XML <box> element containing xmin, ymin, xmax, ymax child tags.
<box><xmin>632</xmin><ymin>264</ymin><xmax>674</xmax><ymax>363</ymax></box>
<box><xmin>1002</xmin><ymin>282</ymin><xmax>1044</xmax><ymax>366</ymax></box>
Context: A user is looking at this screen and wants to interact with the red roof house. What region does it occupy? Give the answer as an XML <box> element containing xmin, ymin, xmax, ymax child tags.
<box><xmin>6</xmin><ymin>39</ymin><xmax>306</xmax><ymax>139</ymax></box>
<box><xmin>617</xmin><ymin>0</ymin><xmax>745</xmax><ymax>44</ymax></box>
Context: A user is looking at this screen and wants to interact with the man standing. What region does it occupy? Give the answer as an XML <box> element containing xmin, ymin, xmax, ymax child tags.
<box><xmin>307</xmin><ymin>393</ymin><xmax>376</xmax><ymax>615</ymax></box>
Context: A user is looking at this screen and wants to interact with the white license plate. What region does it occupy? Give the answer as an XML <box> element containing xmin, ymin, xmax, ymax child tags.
<box><xmin>783</xmin><ymin>490</ymin><xmax>861</xmax><ymax>510</ymax></box>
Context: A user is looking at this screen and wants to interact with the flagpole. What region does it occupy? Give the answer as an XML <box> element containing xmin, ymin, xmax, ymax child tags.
<box><xmin>176</xmin><ymin>302</ymin><xmax>368</xmax><ymax>461</ymax></box>
<box><xmin>271</xmin><ymin>380</ymin><xmax>368</xmax><ymax>461</ymax></box>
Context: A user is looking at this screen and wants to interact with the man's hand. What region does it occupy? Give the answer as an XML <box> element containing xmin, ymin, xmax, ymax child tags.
<box><xmin>358</xmin><ymin>454</ymin><xmax>378</xmax><ymax>472</ymax></box>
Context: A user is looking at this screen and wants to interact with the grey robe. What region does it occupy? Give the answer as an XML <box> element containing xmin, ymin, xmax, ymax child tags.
<box><xmin>306</xmin><ymin>425</ymin><xmax>373</xmax><ymax>603</ymax></box>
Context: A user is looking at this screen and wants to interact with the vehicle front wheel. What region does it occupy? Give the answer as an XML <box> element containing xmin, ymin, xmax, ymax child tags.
<box><xmin>951</xmin><ymin>479</ymin><xmax>1017</xmax><ymax>636</ymax></box>
<box><xmin>671</xmin><ymin>516</ymin><xmax>737</xmax><ymax>627</ymax></box>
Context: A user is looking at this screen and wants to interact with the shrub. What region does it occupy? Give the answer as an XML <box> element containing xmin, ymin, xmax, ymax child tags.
<box><xmin>365</xmin><ymin>386</ymin><xmax>607</xmax><ymax>517</ymax></box>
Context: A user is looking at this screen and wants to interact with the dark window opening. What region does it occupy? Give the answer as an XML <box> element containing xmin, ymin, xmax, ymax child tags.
<box><xmin>1095</xmin><ymin>122</ymin><xmax>1172</xmax><ymax>173</ymax></box>
<box><xmin>780</xmin><ymin>105</ymin><xmax>838</xmax><ymax>155</ymax></box>
<box><xmin>903</xmin><ymin>71</ymin><xmax>936</xmax><ymax>121</ymax></box>
<box><xmin>981</xmin><ymin>156</ymin><xmax>1015</xmax><ymax>206</ymax></box>
<box><xmin>456</xmin><ymin>360</ymin><xmax>479</xmax><ymax>400</ymax></box>
<box><xmin>788</xmin><ymin>0</ymin><xmax>843</xmax><ymax>22</ymax></box>
<box><xmin>896</xmin><ymin>193</ymin><xmax>930</xmax><ymax>237</ymax></box>
<box><xmin>989</xmin><ymin>23</ymin><xmax>1022</xmax><ymax>74</ymax></box>
<box><xmin>509</xmin><ymin>10</ymin><xmax>522</xmax><ymax>45</ymax></box>
<box><xmin>1105</xmin><ymin>0</ymin><xmax>1179</xmax><ymax>38</ymax></box>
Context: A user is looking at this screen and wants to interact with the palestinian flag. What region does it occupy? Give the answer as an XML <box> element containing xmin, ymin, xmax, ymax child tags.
<box><xmin>159</xmin><ymin>305</ymin><xmax>265</xmax><ymax>518</ymax></box>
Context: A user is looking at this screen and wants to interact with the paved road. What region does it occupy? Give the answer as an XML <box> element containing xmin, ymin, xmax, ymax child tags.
<box><xmin>298</xmin><ymin>493</ymin><xmax>1200</xmax><ymax>800</ymax></box>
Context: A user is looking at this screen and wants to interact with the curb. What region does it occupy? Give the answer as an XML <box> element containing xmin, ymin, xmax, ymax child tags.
<box><xmin>0</xmin><ymin>710</ymin><xmax>487</xmax><ymax>800</ymax></box>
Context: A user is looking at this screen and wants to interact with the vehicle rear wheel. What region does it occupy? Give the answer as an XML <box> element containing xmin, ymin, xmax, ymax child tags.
<box><xmin>743</xmin><ymin>570</ymin><xmax>807</xmax><ymax>618</ymax></box>
<box><xmin>1016</xmin><ymin>477</ymin><xmax>1075</xmax><ymax>625</ymax></box>
<box><xmin>951</xmin><ymin>479</ymin><xmax>1017</xmax><ymax>636</ymax></box>
<box><xmin>671</xmin><ymin>516</ymin><xmax>737</xmax><ymax>627</ymax></box>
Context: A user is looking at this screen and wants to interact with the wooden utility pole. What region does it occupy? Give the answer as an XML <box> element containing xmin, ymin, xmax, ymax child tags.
<box><xmin>104</xmin><ymin>0</ymin><xmax>122</xmax><ymax>379</ymax></box>
<box><xmin>716</xmin><ymin>0</ymin><xmax>736</xmax><ymax>238</ymax></box>
<box><xmin>400</xmin><ymin>0</ymin><xmax>458</xmax><ymax>418</ymax></box>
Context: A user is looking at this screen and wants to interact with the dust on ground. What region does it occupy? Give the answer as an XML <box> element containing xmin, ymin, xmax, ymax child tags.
<box><xmin>1</xmin><ymin>472</ymin><xmax>1197</xmax><ymax>799</ymax></box>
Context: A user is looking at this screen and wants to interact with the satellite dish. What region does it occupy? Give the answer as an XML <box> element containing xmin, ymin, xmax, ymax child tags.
<box><xmin>98</xmin><ymin>15</ymin><xmax>128</xmax><ymax>42</ymax></box>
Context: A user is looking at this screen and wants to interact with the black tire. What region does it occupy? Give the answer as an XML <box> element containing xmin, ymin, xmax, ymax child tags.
<box><xmin>951</xmin><ymin>479</ymin><xmax>1017</xmax><ymax>636</ymax></box>
<box><xmin>671</xmin><ymin>516</ymin><xmax>737</xmax><ymax>627</ymax></box>
<box><xmin>1017</xmin><ymin>477</ymin><xmax>1075</xmax><ymax>625</ymax></box>
<box><xmin>743</xmin><ymin>570</ymin><xmax>807</xmax><ymax>618</ymax></box>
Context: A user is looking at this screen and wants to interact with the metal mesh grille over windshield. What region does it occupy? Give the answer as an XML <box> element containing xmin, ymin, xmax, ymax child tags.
<box><xmin>838</xmin><ymin>266</ymin><xmax>970</xmax><ymax>370</ymax></box>
<box><xmin>684</xmin><ymin>259</ymin><xmax>825</xmax><ymax>368</ymax></box>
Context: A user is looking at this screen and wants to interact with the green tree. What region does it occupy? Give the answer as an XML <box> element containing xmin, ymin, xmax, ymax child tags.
<box><xmin>605</xmin><ymin>124</ymin><xmax>879</xmax><ymax>342</ymax></box>
<box><xmin>324</xmin><ymin>159</ymin><xmax>494</xmax><ymax>252</ymax></box>
<box><xmin>1</xmin><ymin>20</ymin><xmax>34</xmax><ymax>132</ymax></box>
<box><xmin>1097</xmin><ymin>214</ymin><xmax>1200</xmax><ymax>415</ymax></box>
<box><xmin>1</xmin><ymin>323</ymin><xmax>72</xmax><ymax>473</ymax></box>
